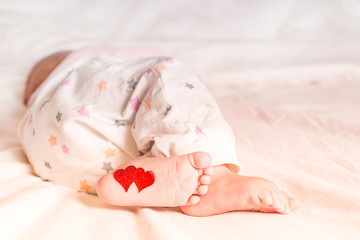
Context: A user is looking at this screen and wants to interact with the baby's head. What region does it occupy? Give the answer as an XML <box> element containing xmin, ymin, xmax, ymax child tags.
<box><xmin>25</xmin><ymin>51</ymin><xmax>71</xmax><ymax>105</ymax></box>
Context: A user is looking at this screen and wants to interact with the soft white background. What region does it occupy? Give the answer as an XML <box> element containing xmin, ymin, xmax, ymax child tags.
<box><xmin>1</xmin><ymin>0</ymin><xmax>360</xmax><ymax>85</ymax></box>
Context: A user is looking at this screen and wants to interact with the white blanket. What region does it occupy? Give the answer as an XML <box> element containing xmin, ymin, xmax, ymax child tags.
<box><xmin>1</xmin><ymin>1</ymin><xmax>360</xmax><ymax>239</ymax></box>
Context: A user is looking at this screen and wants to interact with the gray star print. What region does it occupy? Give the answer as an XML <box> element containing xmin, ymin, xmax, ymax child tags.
<box><xmin>185</xmin><ymin>83</ymin><xmax>195</xmax><ymax>89</ymax></box>
<box><xmin>164</xmin><ymin>105</ymin><xmax>172</xmax><ymax>116</ymax></box>
<box><xmin>44</xmin><ymin>161</ymin><xmax>52</xmax><ymax>169</ymax></box>
<box><xmin>127</xmin><ymin>79</ymin><xmax>138</xmax><ymax>90</ymax></box>
<box><xmin>56</xmin><ymin>111</ymin><xmax>62</xmax><ymax>123</ymax></box>
<box><xmin>102</xmin><ymin>162</ymin><xmax>113</xmax><ymax>173</ymax></box>
<box><xmin>114</xmin><ymin>120</ymin><xmax>126</xmax><ymax>127</ymax></box>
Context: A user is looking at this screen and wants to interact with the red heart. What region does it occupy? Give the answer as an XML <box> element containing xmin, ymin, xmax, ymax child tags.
<box><xmin>113</xmin><ymin>165</ymin><xmax>136</xmax><ymax>192</ymax></box>
<box><xmin>113</xmin><ymin>165</ymin><xmax>155</xmax><ymax>193</ymax></box>
<box><xmin>134</xmin><ymin>167</ymin><xmax>155</xmax><ymax>192</ymax></box>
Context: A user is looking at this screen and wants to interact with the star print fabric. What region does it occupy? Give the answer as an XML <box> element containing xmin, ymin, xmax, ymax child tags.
<box><xmin>18</xmin><ymin>47</ymin><xmax>240</xmax><ymax>194</ymax></box>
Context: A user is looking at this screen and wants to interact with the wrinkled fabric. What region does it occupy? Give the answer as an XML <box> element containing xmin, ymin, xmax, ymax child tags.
<box><xmin>18</xmin><ymin>49</ymin><xmax>239</xmax><ymax>193</ymax></box>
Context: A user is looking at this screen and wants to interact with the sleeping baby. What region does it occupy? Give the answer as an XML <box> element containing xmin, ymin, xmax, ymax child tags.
<box><xmin>19</xmin><ymin>46</ymin><xmax>299</xmax><ymax>216</ymax></box>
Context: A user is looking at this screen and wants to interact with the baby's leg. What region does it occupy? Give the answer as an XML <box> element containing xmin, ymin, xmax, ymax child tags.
<box><xmin>97</xmin><ymin>152</ymin><xmax>213</xmax><ymax>207</ymax></box>
<box><xmin>180</xmin><ymin>165</ymin><xmax>299</xmax><ymax>216</ymax></box>
<box><xmin>92</xmin><ymin>56</ymin><xmax>298</xmax><ymax>213</ymax></box>
<box><xmin>127</xmin><ymin>58</ymin><xmax>298</xmax><ymax>215</ymax></box>
<box><xmin>96</xmin><ymin>57</ymin><xmax>224</xmax><ymax>207</ymax></box>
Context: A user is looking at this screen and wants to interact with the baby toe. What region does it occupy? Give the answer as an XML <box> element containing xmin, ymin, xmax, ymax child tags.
<box><xmin>259</xmin><ymin>190</ymin><xmax>273</xmax><ymax>206</ymax></box>
<box><xmin>270</xmin><ymin>192</ymin><xmax>285</xmax><ymax>213</ymax></box>
<box><xmin>191</xmin><ymin>152</ymin><xmax>212</xmax><ymax>169</ymax></box>
<box><xmin>199</xmin><ymin>175</ymin><xmax>211</xmax><ymax>185</ymax></box>
<box><xmin>203</xmin><ymin>166</ymin><xmax>214</xmax><ymax>176</ymax></box>
<box><xmin>281</xmin><ymin>197</ymin><xmax>291</xmax><ymax>214</ymax></box>
<box><xmin>197</xmin><ymin>185</ymin><xmax>209</xmax><ymax>195</ymax></box>
<box><xmin>187</xmin><ymin>195</ymin><xmax>200</xmax><ymax>205</ymax></box>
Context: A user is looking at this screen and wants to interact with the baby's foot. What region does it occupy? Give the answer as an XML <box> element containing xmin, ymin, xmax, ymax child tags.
<box><xmin>96</xmin><ymin>152</ymin><xmax>213</xmax><ymax>207</ymax></box>
<box><xmin>180</xmin><ymin>166</ymin><xmax>299</xmax><ymax>216</ymax></box>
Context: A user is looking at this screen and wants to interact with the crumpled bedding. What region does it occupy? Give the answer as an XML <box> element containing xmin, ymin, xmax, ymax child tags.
<box><xmin>0</xmin><ymin>0</ymin><xmax>359</xmax><ymax>240</ymax></box>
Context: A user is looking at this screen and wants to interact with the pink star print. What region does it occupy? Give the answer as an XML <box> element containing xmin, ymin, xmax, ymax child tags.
<box><xmin>28</xmin><ymin>114</ymin><xmax>32</xmax><ymax>124</ymax></box>
<box><xmin>194</xmin><ymin>125</ymin><xmax>204</xmax><ymax>135</ymax></box>
<box><xmin>146</xmin><ymin>69</ymin><xmax>153</xmax><ymax>75</ymax></box>
<box><xmin>77</xmin><ymin>106</ymin><xmax>90</xmax><ymax>117</ymax></box>
<box><xmin>61</xmin><ymin>145</ymin><xmax>69</xmax><ymax>154</ymax></box>
<box><xmin>60</xmin><ymin>79</ymin><xmax>70</xmax><ymax>86</ymax></box>
<box><xmin>130</xmin><ymin>96</ymin><xmax>141</xmax><ymax>111</ymax></box>
<box><xmin>166</xmin><ymin>58</ymin><xmax>174</xmax><ymax>64</ymax></box>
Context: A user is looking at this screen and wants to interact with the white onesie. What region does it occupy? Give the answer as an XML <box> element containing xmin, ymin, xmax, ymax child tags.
<box><xmin>18</xmin><ymin>46</ymin><xmax>240</xmax><ymax>194</ymax></box>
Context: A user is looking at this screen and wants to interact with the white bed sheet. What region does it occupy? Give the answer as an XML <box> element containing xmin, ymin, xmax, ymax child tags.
<box><xmin>1</xmin><ymin>1</ymin><xmax>360</xmax><ymax>239</ymax></box>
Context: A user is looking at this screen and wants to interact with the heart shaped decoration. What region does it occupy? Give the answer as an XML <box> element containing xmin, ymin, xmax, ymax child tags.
<box><xmin>134</xmin><ymin>167</ymin><xmax>155</xmax><ymax>192</ymax></box>
<box><xmin>113</xmin><ymin>165</ymin><xmax>155</xmax><ymax>192</ymax></box>
<box><xmin>113</xmin><ymin>165</ymin><xmax>136</xmax><ymax>192</ymax></box>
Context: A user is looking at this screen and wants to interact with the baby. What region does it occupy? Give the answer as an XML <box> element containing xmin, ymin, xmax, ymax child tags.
<box><xmin>19</xmin><ymin>46</ymin><xmax>299</xmax><ymax>216</ymax></box>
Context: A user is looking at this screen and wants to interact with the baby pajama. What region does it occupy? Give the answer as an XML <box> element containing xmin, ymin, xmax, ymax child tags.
<box><xmin>18</xmin><ymin>47</ymin><xmax>240</xmax><ymax>194</ymax></box>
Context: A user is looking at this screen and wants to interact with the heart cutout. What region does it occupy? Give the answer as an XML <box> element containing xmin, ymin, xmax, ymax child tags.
<box><xmin>134</xmin><ymin>168</ymin><xmax>155</xmax><ymax>192</ymax></box>
<box><xmin>113</xmin><ymin>165</ymin><xmax>155</xmax><ymax>192</ymax></box>
<box><xmin>113</xmin><ymin>165</ymin><xmax>136</xmax><ymax>192</ymax></box>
